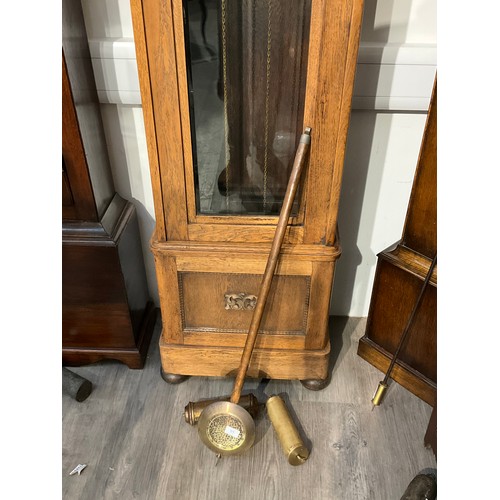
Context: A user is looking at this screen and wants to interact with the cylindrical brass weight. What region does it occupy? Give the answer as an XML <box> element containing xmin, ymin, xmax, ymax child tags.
<box><xmin>266</xmin><ymin>395</ymin><xmax>309</xmax><ymax>466</ymax></box>
<box><xmin>184</xmin><ymin>393</ymin><xmax>260</xmax><ymax>425</ymax></box>
<box><xmin>371</xmin><ymin>381</ymin><xmax>388</xmax><ymax>407</ymax></box>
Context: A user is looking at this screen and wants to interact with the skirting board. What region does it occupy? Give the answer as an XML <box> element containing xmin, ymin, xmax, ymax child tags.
<box><xmin>88</xmin><ymin>38</ymin><xmax>436</xmax><ymax>111</ymax></box>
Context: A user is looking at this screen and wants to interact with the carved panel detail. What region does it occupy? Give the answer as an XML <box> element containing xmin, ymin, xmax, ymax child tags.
<box><xmin>177</xmin><ymin>272</ymin><xmax>311</xmax><ymax>335</ymax></box>
<box><xmin>224</xmin><ymin>293</ymin><xmax>258</xmax><ymax>311</ymax></box>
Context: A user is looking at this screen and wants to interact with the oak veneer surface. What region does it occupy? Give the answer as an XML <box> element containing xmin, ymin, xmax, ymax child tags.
<box><xmin>179</xmin><ymin>273</ymin><xmax>309</xmax><ymax>334</ymax></box>
<box><xmin>62</xmin><ymin>317</ymin><xmax>436</xmax><ymax>500</ymax></box>
<box><xmin>134</xmin><ymin>0</ymin><xmax>364</xmax><ymax>244</ymax></box>
<box><xmin>133</xmin><ymin>0</ymin><xmax>363</xmax><ymax>382</ymax></box>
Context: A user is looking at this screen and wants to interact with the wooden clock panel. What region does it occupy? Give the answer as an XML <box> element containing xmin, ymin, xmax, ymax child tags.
<box><xmin>131</xmin><ymin>0</ymin><xmax>363</xmax><ymax>382</ymax></box>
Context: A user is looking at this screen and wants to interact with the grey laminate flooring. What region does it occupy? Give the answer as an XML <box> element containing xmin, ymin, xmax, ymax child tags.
<box><xmin>62</xmin><ymin>316</ymin><xmax>436</xmax><ymax>500</ymax></box>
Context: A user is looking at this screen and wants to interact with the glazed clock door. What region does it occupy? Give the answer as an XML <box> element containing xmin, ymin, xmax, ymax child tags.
<box><xmin>136</xmin><ymin>0</ymin><xmax>363</xmax><ymax>244</ymax></box>
<box><xmin>184</xmin><ymin>0</ymin><xmax>311</xmax><ymax>218</ymax></box>
<box><xmin>132</xmin><ymin>0</ymin><xmax>363</xmax><ymax>383</ymax></box>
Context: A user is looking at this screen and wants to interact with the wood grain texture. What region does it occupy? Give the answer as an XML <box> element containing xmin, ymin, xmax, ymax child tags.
<box><xmin>181</xmin><ymin>331</ymin><xmax>306</xmax><ymax>350</ymax></box>
<box><xmin>153</xmin><ymin>253</ymin><xmax>184</xmax><ymax>344</ymax></box>
<box><xmin>130</xmin><ymin>0</ymin><xmax>167</xmax><ymax>240</ymax></box>
<box><xmin>63</xmin><ymin>303</ymin><xmax>157</xmax><ymax>369</ymax></box>
<box><xmin>174</xmin><ymin>254</ymin><xmax>313</xmax><ymax>276</ymax></box>
<box><xmin>358</xmin><ymin>255</ymin><xmax>437</xmax><ymax>407</ymax></box>
<box><xmin>187</xmin><ymin>223</ymin><xmax>304</xmax><ymax>244</ymax></box>
<box><xmin>160</xmin><ymin>340</ymin><xmax>330</xmax><ymax>380</ymax></box>
<box><xmin>132</xmin><ymin>0</ymin><xmax>362</xmax><ymax>244</ymax></box>
<box><xmin>170</xmin><ymin>0</ymin><xmax>197</xmax><ymax>225</ymax></box>
<box><xmin>325</xmin><ymin>0</ymin><xmax>365</xmax><ymax>244</ymax></box>
<box><xmin>303</xmin><ymin>0</ymin><xmax>362</xmax><ymax>245</ymax></box>
<box><xmin>151</xmin><ymin>239</ymin><xmax>341</xmax><ymax>261</ymax></box>
<box><xmin>357</xmin><ymin>337</ymin><xmax>436</xmax><ymax>407</ymax></box>
<box><xmin>179</xmin><ymin>273</ymin><xmax>309</xmax><ymax>334</ymax></box>
<box><xmin>305</xmin><ymin>261</ymin><xmax>335</xmax><ymax>350</ymax></box>
<box><xmin>152</xmin><ymin>239</ymin><xmax>340</xmax><ymax>377</ymax></box>
<box><xmin>141</xmin><ymin>0</ymin><xmax>189</xmax><ymax>240</ymax></box>
<box><xmin>366</xmin><ymin>260</ymin><xmax>436</xmax><ymax>382</ymax></box>
<box><xmin>131</xmin><ymin>0</ymin><xmax>363</xmax><ymax>387</ymax></box>
<box><xmin>380</xmin><ymin>244</ymin><xmax>437</xmax><ymax>287</ymax></box>
<box><xmin>63</xmin><ymin>317</ymin><xmax>436</xmax><ymax>500</ymax></box>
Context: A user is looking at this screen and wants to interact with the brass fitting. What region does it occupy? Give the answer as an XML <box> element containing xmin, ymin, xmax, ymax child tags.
<box><xmin>184</xmin><ymin>393</ymin><xmax>260</xmax><ymax>425</ymax></box>
<box><xmin>371</xmin><ymin>381</ymin><xmax>389</xmax><ymax>407</ymax></box>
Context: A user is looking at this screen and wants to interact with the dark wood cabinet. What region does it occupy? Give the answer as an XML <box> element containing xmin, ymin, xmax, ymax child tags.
<box><xmin>62</xmin><ymin>0</ymin><xmax>155</xmax><ymax>368</ymax></box>
<box><xmin>358</xmin><ymin>79</ymin><xmax>437</xmax><ymax>407</ymax></box>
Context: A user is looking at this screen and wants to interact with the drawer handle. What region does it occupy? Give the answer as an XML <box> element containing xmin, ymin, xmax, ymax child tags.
<box><xmin>224</xmin><ymin>293</ymin><xmax>257</xmax><ymax>311</ymax></box>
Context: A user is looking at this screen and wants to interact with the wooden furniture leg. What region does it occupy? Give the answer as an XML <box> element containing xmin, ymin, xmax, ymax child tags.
<box><xmin>300</xmin><ymin>377</ymin><xmax>330</xmax><ymax>391</ymax></box>
<box><xmin>160</xmin><ymin>368</ymin><xmax>189</xmax><ymax>384</ymax></box>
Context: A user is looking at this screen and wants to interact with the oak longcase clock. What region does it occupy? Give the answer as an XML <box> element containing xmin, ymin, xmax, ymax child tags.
<box><xmin>131</xmin><ymin>0</ymin><xmax>363</xmax><ymax>388</ymax></box>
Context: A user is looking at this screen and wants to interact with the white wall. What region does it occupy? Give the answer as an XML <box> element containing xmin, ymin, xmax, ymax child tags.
<box><xmin>331</xmin><ymin>112</ymin><xmax>428</xmax><ymax>316</ymax></box>
<box><xmin>80</xmin><ymin>0</ymin><xmax>436</xmax><ymax>315</ymax></box>
<box><xmin>81</xmin><ymin>0</ymin><xmax>159</xmax><ymax>303</ymax></box>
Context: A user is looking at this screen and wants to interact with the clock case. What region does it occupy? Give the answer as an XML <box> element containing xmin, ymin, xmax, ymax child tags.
<box><xmin>131</xmin><ymin>0</ymin><xmax>364</xmax><ymax>385</ymax></box>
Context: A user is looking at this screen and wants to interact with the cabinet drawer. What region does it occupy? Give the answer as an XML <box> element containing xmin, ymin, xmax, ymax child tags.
<box><xmin>179</xmin><ymin>272</ymin><xmax>310</xmax><ymax>335</ymax></box>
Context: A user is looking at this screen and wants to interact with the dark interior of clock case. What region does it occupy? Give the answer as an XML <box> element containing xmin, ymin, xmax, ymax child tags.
<box><xmin>183</xmin><ymin>0</ymin><xmax>312</xmax><ymax>216</ymax></box>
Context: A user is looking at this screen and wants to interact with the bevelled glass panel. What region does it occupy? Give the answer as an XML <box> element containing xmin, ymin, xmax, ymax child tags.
<box><xmin>183</xmin><ymin>0</ymin><xmax>311</xmax><ymax>215</ymax></box>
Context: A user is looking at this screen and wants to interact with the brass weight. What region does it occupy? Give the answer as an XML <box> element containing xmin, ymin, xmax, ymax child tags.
<box><xmin>371</xmin><ymin>381</ymin><xmax>388</xmax><ymax>407</ymax></box>
<box><xmin>184</xmin><ymin>394</ymin><xmax>260</xmax><ymax>425</ymax></box>
<box><xmin>266</xmin><ymin>395</ymin><xmax>309</xmax><ymax>466</ymax></box>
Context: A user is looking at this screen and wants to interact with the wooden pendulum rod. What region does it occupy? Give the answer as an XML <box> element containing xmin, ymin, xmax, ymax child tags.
<box><xmin>371</xmin><ymin>253</ymin><xmax>437</xmax><ymax>409</ymax></box>
<box><xmin>230</xmin><ymin>127</ymin><xmax>311</xmax><ymax>404</ymax></box>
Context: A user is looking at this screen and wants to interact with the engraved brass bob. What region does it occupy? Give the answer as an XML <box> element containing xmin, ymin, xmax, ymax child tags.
<box><xmin>193</xmin><ymin>129</ymin><xmax>312</xmax><ymax>457</ymax></box>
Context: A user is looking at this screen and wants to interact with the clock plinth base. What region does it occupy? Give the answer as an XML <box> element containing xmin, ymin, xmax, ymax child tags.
<box><xmin>152</xmin><ymin>238</ymin><xmax>339</xmax><ymax>384</ymax></box>
<box><xmin>159</xmin><ymin>335</ymin><xmax>330</xmax><ymax>381</ymax></box>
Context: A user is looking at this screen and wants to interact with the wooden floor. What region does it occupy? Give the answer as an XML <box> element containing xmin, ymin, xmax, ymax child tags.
<box><xmin>62</xmin><ymin>316</ymin><xmax>436</xmax><ymax>500</ymax></box>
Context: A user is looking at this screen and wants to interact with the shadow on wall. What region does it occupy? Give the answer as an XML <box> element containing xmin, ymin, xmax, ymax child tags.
<box><xmin>331</xmin><ymin>0</ymin><xmax>414</xmax><ymax>316</ymax></box>
<box><xmin>80</xmin><ymin>1</ymin><xmax>160</xmax><ymax>305</ymax></box>
<box><xmin>100</xmin><ymin>104</ymin><xmax>160</xmax><ymax>306</ymax></box>
<box><xmin>81</xmin><ymin>0</ymin><xmax>131</xmax><ymax>38</ymax></box>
